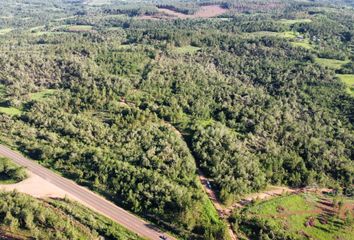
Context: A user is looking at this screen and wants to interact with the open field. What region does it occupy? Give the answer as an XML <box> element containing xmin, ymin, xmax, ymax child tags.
<box><xmin>84</xmin><ymin>0</ymin><xmax>112</xmax><ymax>5</ymax></box>
<box><xmin>246</xmin><ymin>31</ymin><xmax>296</xmax><ymax>39</ymax></box>
<box><xmin>140</xmin><ymin>5</ymin><xmax>228</xmax><ymax>20</ymax></box>
<box><xmin>291</xmin><ymin>40</ymin><xmax>313</xmax><ymax>50</ymax></box>
<box><xmin>29</xmin><ymin>89</ymin><xmax>57</xmax><ymax>101</ymax></box>
<box><xmin>174</xmin><ymin>45</ymin><xmax>201</xmax><ymax>54</ymax></box>
<box><xmin>67</xmin><ymin>25</ymin><xmax>93</xmax><ymax>32</ymax></box>
<box><xmin>279</xmin><ymin>18</ymin><xmax>312</xmax><ymax>25</ymax></box>
<box><xmin>315</xmin><ymin>58</ymin><xmax>350</xmax><ymax>70</ymax></box>
<box><xmin>0</xmin><ymin>28</ymin><xmax>12</xmax><ymax>35</ymax></box>
<box><xmin>239</xmin><ymin>193</ymin><xmax>354</xmax><ymax>240</ymax></box>
<box><xmin>337</xmin><ymin>74</ymin><xmax>354</xmax><ymax>96</ymax></box>
<box><xmin>0</xmin><ymin>107</ymin><xmax>22</xmax><ymax>116</ymax></box>
<box><xmin>245</xmin><ymin>31</ymin><xmax>313</xmax><ymax>49</ymax></box>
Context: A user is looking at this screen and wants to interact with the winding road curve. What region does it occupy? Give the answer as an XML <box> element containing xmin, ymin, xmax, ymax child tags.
<box><xmin>0</xmin><ymin>144</ymin><xmax>174</xmax><ymax>240</ymax></box>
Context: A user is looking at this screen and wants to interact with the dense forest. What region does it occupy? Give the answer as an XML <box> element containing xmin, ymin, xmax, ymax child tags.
<box><xmin>0</xmin><ymin>0</ymin><xmax>353</xmax><ymax>239</ymax></box>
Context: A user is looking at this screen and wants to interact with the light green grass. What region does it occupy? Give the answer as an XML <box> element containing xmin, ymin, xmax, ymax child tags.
<box><xmin>50</xmin><ymin>25</ymin><xmax>93</xmax><ymax>33</ymax></box>
<box><xmin>203</xmin><ymin>198</ymin><xmax>222</xmax><ymax>224</ymax></box>
<box><xmin>279</xmin><ymin>18</ymin><xmax>312</xmax><ymax>25</ymax></box>
<box><xmin>174</xmin><ymin>45</ymin><xmax>201</xmax><ymax>54</ymax></box>
<box><xmin>29</xmin><ymin>89</ymin><xmax>57</xmax><ymax>101</ymax></box>
<box><xmin>0</xmin><ymin>107</ymin><xmax>22</xmax><ymax>116</ymax></box>
<box><xmin>106</xmin><ymin>27</ymin><xmax>123</xmax><ymax>31</ymax></box>
<box><xmin>337</xmin><ymin>74</ymin><xmax>354</xmax><ymax>96</ymax></box>
<box><xmin>0</xmin><ymin>28</ymin><xmax>12</xmax><ymax>35</ymax></box>
<box><xmin>246</xmin><ymin>31</ymin><xmax>297</xmax><ymax>39</ymax></box>
<box><xmin>248</xmin><ymin>194</ymin><xmax>312</xmax><ymax>215</ymax></box>
<box><xmin>291</xmin><ymin>40</ymin><xmax>313</xmax><ymax>50</ymax></box>
<box><xmin>246</xmin><ymin>31</ymin><xmax>314</xmax><ymax>49</ymax></box>
<box><xmin>85</xmin><ymin>0</ymin><xmax>112</xmax><ymax>5</ymax></box>
<box><xmin>244</xmin><ymin>193</ymin><xmax>354</xmax><ymax>240</ymax></box>
<box><xmin>315</xmin><ymin>58</ymin><xmax>350</xmax><ymax>70</ymax></box>
<box><xmin>67</xmin><ymin>25</ymin><xmax>93</xmax><ymax>32</ymax></box>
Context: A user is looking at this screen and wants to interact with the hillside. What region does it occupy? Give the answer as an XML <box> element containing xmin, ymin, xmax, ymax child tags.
<box><xmin>0</xmin><ymin>0</ymin><xmax>353</xmax><ymax>239</ymax></box>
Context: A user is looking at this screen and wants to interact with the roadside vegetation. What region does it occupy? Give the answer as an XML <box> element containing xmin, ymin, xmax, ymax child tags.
<box><xmin>0</xmin><ymin>157</ymin><xmax>27</xmax><ymax>184</ymax></box>
<box><xmin>0</xmin><ymin>191</ymin><xmax>143</xmax><ymax>240</ymax></box>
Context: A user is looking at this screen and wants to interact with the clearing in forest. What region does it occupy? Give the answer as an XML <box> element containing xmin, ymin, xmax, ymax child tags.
<box><xmin>315</xmin><ymin>58</ymin><xmax>350</xmax><ymax>70</ymax></box>
<box><xmin>0</xmin><ymin>28</ymin><xmax>12</xmax><ymax>35</ymax></box>
<box><xmin>337</xmin><ymin>74</ymin><xmax>354</xmax><ymax>96</ymax></box>
<box><xmin>239</xmin><ymin>193</ymin><xmax>354</xmax><ymax>240</ymax></box>
<box><xmin>141</xmin><ymin>5</ymin><xmax>228</xmax><ymax>20</ymax></box>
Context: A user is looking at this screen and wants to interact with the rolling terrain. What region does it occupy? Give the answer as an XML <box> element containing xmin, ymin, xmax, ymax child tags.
<box><xmin>0</xmin><ymin>0</ymin><xmax>353</xmax><ymax>239</ymax></box>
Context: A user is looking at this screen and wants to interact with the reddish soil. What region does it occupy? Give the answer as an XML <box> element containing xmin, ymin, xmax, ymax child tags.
<box><xmin>139</xmin><ymin>5</ymin><xmax>228</xmax><ymax>20</ymax></box>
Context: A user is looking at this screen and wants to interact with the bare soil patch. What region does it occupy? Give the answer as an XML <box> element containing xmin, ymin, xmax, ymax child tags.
<box><xmin>0</xmin><ymin>171</ymin><xmax>80</xmax><ymax>201</ymax></box>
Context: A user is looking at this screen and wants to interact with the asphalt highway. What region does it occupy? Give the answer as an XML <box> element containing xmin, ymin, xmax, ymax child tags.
<box><xmin>0</xmin><ymin>144</ymin><xmax>174</xmax><ymax>240</ymax></box>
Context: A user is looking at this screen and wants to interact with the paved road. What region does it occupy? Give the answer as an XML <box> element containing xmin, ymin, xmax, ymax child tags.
<box><xmin>0</xmin><ymin>144</ymin><xmax>174</xmax><ymax>240</ymax></box>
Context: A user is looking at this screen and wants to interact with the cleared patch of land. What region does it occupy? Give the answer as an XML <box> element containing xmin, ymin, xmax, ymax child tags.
<box><xmin>291</xmin><ymin>40</ymin><xmax>313</xmax><ymax>50</ymax></box>
<box><xmin>279</xmin><ymin>18</ymin><xmax>312</xmax><ymax>25</ymax></box>
<box><xmin>29</xmin><ymin>89</ymin><xmax>57</xmax><ymax>101</ymax></box>
<box><xmin>84</xmin><ymin>0</ymin><xmax>112</xmax><ymax>5</ymax></box>
<box><xmin>337</xmin><ymin>74</ymin><xmax>354</xmax><ymax>96</ymax></box>
<box><xmin>174</xmin><ymin>45</ymin><xmax>201</xmax><ymax>54</ymax></box>
<box><xmin>0</xmin><ymin>28</ymin><xmax>12</xmax><ymax>35</ymax></box>
<box><xmin>239</xmin><ymin>193</ymin><xmax>354</xmax><ymax>240</ymax></box>
<box><xmin>315</xmin><ymin>57</ymin><xmax>349</xmax><ymax>70</ymax></box>
<box><xmin>246</xmin><ymin>31</ymin><xmax>297</xmax><ymax>39</ymax></box>
<box><xmin>0</xmin><ymin>172</ymin><xmax>72</xmax><ymax>199</ymax></box>
<box><xmin>0</xmin><ymin>107</ymin><xmax>22</xmax><ymax>116</ymax></box>
<box><xmin>245</xmin><ymin>31</ymin><xmax>313</xmax><ymax>49</ymax></box>
<box><xmin>140</xmin><ymin>5</ymin><xmax>228</xmax><ymax>20</ymax></box>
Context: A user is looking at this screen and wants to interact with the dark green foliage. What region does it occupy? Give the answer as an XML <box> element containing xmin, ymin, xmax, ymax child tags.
<box><xmin>0</xmin><ymin>157</ymin><xmax>27</xmax><ymax>183</ymax></box>
<box><xmin>0</xmin><ymin>191</ymin><xmax>143</xmax><ymax>240</ymax></box>
<box><xmin>0</xmin><ymin>0</ymin><xmax>353</xmax><ymax>239</ymax></box>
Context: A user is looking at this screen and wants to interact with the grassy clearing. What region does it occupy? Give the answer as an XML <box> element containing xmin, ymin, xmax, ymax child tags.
<box><xmin>50</xmin><ymin>25</ymin><xmax>93</xmax><ymax>33</ymax></box>
<box><xmin>85</xmin><ymin>0</ymin><xmax>112</xmax><ymax>5</ymax></box>
<box><xmin>67</xmin><ymin>25</ymin><xmax>93</xmax><ymax>32</ymax></box>
<box><xmin>245</xmin><ymin>31</ymin><xmax>314</xmax><ymax>50</ymax></box>
<box><xmin>0</xmin><ymin>28</ymin><xmax>13</xmax><ymax>35</ymax></box>
<box><xmin>291</xmin><ymin>40</ymin><xmax>313</xmax><ymax>50</ymax></box>
<box><xmin>337</xmin><ymin>74</ymin><xmax>354</xmax><ymax>96</ymax></box>
<box><xmin>29</xmin><ymin>89</ymin><xmax>57</xmax><ymax>101</ymax></box>
<box><xmin>241</xmin><ymin>193</ymin><xmax>354</xmax><ymax>240</ymax></box>
<box><xmin>174</xmin><ymin>45</ymin><xmax>201</xmax><ymax>54</ymax></box>
<box><xmin>203</xmin><ymin>198</ymin><xmax>222</xmax><ymax>224</ymax></box>
<box><xmin>279</xmin><ymin>18</ymin><xmax>312</xmax><ymax>25</ymax></box>
<box><xmin>0</xmin><ymin>107</ymin><xmax>22</xmax><ymax>116</ymax></box>
<box><xmin>246</xmin><ymin>31</ymin><xmax>297</xmax><ymax>39</ymax></box>
<box><xmin>315</xmin><ymin>58</ymin><xmax>350</xmax><ymax>70</ymax></box>
<box><xmin>248</xmin><ymin>194</ymin><xmax>312</xmax><ymax>215</ymax></box>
